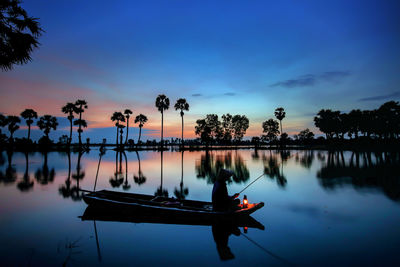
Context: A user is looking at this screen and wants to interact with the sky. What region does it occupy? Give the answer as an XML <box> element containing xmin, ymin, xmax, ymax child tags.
<box><xmin>1</xmin><ymin>0</ymin><xmax>400</xmax><ymax>142</ymax></box>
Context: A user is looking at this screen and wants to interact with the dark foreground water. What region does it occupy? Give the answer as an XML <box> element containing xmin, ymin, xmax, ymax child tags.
<box><xmin>0</xmin><ymin>149</ymin><xmax>400</xmax><ymax>266</ymax></box>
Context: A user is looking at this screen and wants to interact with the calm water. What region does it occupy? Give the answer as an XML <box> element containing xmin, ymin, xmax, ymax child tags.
<box><xmin>1</xmin><ymin>149</ymin><xmax>400</xmax><ymax>266</ymax></box>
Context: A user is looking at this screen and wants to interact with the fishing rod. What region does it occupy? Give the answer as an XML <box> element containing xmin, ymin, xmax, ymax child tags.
<box><xmin>240</xmin><ymin>232</ymin><xmax>294</xmax><ymax>266</ymax></box>
<box><xmin>238</xmin><ymin>173</ymin><xmax>265</xmax><ymax>194</ymax></box>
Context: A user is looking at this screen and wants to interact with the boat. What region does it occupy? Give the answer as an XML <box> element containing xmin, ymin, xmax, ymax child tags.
<box><xmin>82</xmin><ymin>190</ymin><xmax>264</xmax><ymax>219</ymax></box>
<box><xmin>80</xmin><ymin>205</ymin><xmax>265</xmax><ymax>230</ymax></box>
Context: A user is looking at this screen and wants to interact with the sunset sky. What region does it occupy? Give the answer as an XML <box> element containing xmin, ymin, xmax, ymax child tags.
<box><xmin>1</xmin><ymin>0</ymin><xmax>399</xmax><ymax>142</ymax></box>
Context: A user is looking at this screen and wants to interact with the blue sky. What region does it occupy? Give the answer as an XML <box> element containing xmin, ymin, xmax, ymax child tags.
<box><xmin>1</xmin><ymin>0</ymin><xmax>400</xmax><ymax>141</ymax></box>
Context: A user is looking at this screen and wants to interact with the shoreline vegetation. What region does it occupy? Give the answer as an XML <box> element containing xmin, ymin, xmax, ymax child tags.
<box><xmin>1</xmin><ymin>98</ymin><xmax>399</xmax><ymax>152</ymax></box>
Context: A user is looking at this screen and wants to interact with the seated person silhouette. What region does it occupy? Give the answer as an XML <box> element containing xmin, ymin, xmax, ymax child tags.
<box><xmin>212</xmin><ymin>169</ymin><xmax>240</xmax><ymax>211</ymax></box>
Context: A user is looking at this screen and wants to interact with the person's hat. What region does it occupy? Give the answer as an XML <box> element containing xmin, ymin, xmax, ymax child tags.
<box><xmin>218</xmin><ymin>169</ymin><xmax>234</xmax><ymax>180</ymax></box>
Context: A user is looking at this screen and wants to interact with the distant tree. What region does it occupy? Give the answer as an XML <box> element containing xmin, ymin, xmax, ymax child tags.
<box><xmin>20</xmin><ymin>109</ymin><xmax>37</xmax><ymax>142</ymax></box>
<box><xmin>232</xmin><ymin>115</ymin><xmax>249</xmax><ymax>142</ymax></box>
<box><xmin>61</xmin><ymin>103</ymin><xmax>77</xmax><ymax>145</ymax></box>
<box><xmin>221</xmin><ymin>113</ymin><xmax>233</xmax><ymax>142</ymax></box>
<box><xmin>0</xmin><ymin>114</ymin><xmax>7</xmax><ymax>136</ymax></box>
<box><xmin>134</xmin><ymin>114</ymin><xmax>148</xmax><ymax>144</ymax></box>
<box><xmin>36</xmin><ymin>115</ymin><xmax>58</xmax><ymax>138</ymax></box>
<box><xmin>262</xmin><ymin>119</ymin><xmax>279</xmax><ymax>143</ymax></box>
<box><xmin>0</xmin><ymin>0</ymin><xmax>43</xmax><ymax>71</ymax></box>
<box><xmin>314</xmin><ymin>109</ymin><xmax>340</xmax><ymax>139</ymax></box>
<box><xmin>195</xmin><ymin>114</ymin><xmax>221</xmax><ymax>145</ymax></box>
<box><xmin>174</xmin><ymin>98</ymin><xmax>189</xmax><ymax>146</ymax></box>
<box><xmin>123</xmin><ymin>109</ymin><xmax>133</xmax><ymax>145</ymax></box>
<box><xmin>347</xmin><ymin>109</ymin><xmax>362</xmax><ymax>139</ymax></box>
<box><xmin>111</xmin><ymin>112</ymin><xmax>125</xmax><ymax>147</ymax></box>
<box><xmin>155</xmin><ymin>94</ymin><xmax>170</xmax><ymax>146</ymax></box>
<box><xmin>274</xmin><ymin>107</ymin><xmax>286</xmax><ymax>136</ymax></box>
<box><xmin>73</xmin><ymin>100</ymin><xmax>88</xmax><ymax>147</ymax></box>
<box><xmin>377</xmin><ymin>101</ymin><xmax>400</xmax><ymax>139</ymax></box>
<box><xmin>6</xmin><ymin>115</ymin><xmax>20</xmax><ymax>141</ymax></box>
<box><xmin>297</xmin><ymin>128</ymin><xmax>314</xmax><ymax>143</ymax></box>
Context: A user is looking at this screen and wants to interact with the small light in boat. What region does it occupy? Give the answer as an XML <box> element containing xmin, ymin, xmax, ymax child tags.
<box><xmin>243</xmin><ymin>195</ymin><xmax>248</xmax><ymax>207</ymax></box>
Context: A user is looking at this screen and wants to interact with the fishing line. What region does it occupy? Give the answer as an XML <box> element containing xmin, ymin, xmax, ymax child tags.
<box><xmin>238</xmin><ymin>173</ymin><xmax>265</xmax><ymax>194</ymax></box>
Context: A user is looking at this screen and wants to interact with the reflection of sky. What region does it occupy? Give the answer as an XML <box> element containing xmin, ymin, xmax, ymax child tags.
<box><xmin>1</xmin><ymin>0</ymin><xmax>400</xmax><ymax>141</ymax></box>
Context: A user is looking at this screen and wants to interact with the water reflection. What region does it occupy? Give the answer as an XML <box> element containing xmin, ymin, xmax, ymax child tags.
<box><xmin>317</xmin><ymin>151</ymin><xmax>400</xmax><ymax>201</ymax></box>
<box><xmin>212</xmin><ymin>222</ymin><xmax>240</xmax><ymax>260</ymax></box>
<box><xmin>174</xmin><ymin>151</ymin><xmax>189</xmax><ymax>200</ymax></box>
<box><xmin>155</xmin><ymin>150</ymin><xmax>168</xmax><ymax>197</ymax></box>
<box><xmin>17</xmin><ymin>152</ymin><xmax>34</xmax><ymax>192</ymax></box>
<box><xmin>133</xmin><ymin>151</ymin><xmax>146</xmax><ymax>185</ymax></box>
<box><xmin>35</xmin><ymin>151</ymin><xmax>56</xmax><ymax>185</ymax></box>
<box><xmin>0</xmin><ymin>150</ymin><xmax>17</xmax><ymax>185</ymax></box>
<box><xmin>109</xmin><ymin>151</ymin><xmax>124</xmax><ymax>188</ymax></box>
<box><xmin>261</xmin><ymin>151</ymin><xmax>287</xmax><ymax>188</ymax></box>
<box><xmin>196</xmin><ymin>151</ymin><xmax>250</xmax><ymax>184</ymax></box>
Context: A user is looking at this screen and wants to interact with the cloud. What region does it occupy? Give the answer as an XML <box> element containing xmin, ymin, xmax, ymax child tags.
<box><xmin>224</xmin><ymin>92</ymin><xmax>236</xmax><ymax>96</ymax></box>
<box><xmin>270</xmin><ymin>71</ymin><xmax>350</xmax><ymax>88</ymax></box>
<box><xmin>192</xmin><ymin>93</ymin><xmax>202</xmax><ymax>97</ymax></box>
<box><xmin>358</xmin><ymin>91</ymin><xmax>400</xmax><ymax>102</ymax></box>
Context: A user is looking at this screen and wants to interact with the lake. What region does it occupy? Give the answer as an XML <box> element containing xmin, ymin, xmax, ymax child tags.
<box><xmin>0</xmin><ymin>149</ymin><xmax>399</xmax><ymax>266</ymax></box>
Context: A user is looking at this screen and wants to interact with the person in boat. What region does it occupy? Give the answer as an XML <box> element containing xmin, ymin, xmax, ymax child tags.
<box><xmin>212</xmin><ymin>169</ymin><xmax>240</xmax><ymax>211</ymax></box>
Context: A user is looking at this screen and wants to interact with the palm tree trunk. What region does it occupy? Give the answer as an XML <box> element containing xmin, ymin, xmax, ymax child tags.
<box><xmin>138</xmin><ymin>126</ymin><xmax>142</xmax><ymax>144</ymax></box>
<box><xmin>181</xmin><ymin>115</ymin><xmax>184</xmax><ymax>146</ymax></box>
<box><xmin>27</xmin><ymin>124</ymin><xmax>31</xmax><ymax>141</ymax></box>
<box><xmin>69</xmin><ymin>118</ymin><xmax>73</xmax><ymax>145</ymax></box>
<box><xmin>78</xmin><ymin>111</ymin><xmax>82</xmax><ymax>146</ymax></box>
<box><xmin>125</xmin><ymin>118</ymin><xmax>129</xmax><ymax>144</ymax></box>
<box><xmin>280</xmin><ymin>120</ymin><xmax>283</xmax><ymax>135</ymax></box>
<box><xmin>116</xmin><ymin>125</ymin><xmax>119</xmax><ymax>147</ymax></box>
<box><xmin>161</xmin><ymin>111</ymin><xmax>164</xmax><ymax>146</ymax></box>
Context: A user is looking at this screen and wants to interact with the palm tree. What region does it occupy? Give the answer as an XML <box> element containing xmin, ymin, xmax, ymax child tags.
<box><xmin>62</xmin><ymin>103</ymin><xmax>77</xmax><ymax>145</ymax></box>
<box><xmin>155</xmin><ymin>94</ymin><xmax>170</xmax><ymax>146</ymax></box>
<box><xmin>134</xmin><ymin>114</ymin><xmax>148</xmax><ymax>144</ymax></box>
<box><xmin>274</xmin><ymin>107</ymin><xmax>286</xmax><ymax>135</ymax></box>
<box><xmin>6</xmin><ymin>115</ymin><xmax>21</xmax><ymax>142</ymax></box>
<box><xmin>74</xmin><ymin>100</ymin><xmax>88</xmax><ymax>147</ymax></box>
<box><xmin>124</xmin><ymin>109</ymin><xmax>133</xmax><ymax>145</ymax></box>
<box><xmin>20</xmin><ymin>109</ymin><xmax>38</xmax><ymax>142</ymax></box>
<box><xmin>111</xmin><ymin>112</ymin><xmax>125</xmax><ymax>147</ymax></box>
<box><xmin>37</xmin><ymin>115</ymin><xmax>58</xmax><ymax>139</ymax></box>
<box><xmin>174</xmin><ymin>98</ymin><xmax>189</xmax><ymax>146</ymax></box>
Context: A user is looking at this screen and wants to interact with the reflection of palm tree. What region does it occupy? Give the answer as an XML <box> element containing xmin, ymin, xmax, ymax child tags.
<box><xmin>155</xmin><ymin>94</ymin><xmax>170</xmax><ymax>147</ymax></box>
<box><xmin>0</xmin><ymin>150</ymin><xmax>17</xmax><ymax>185</ymax></box>
<box><xmin>262</xmin><ymin>152</ymin><xmax>287</xmax><ymax>188</ymax></box>
<box><xmin>155</xmin><ymin>151</ymin><xmax>168</xmax><ymax>197</ymax></box>
<box><xmin>122</xmin><ymin>152</ymin><xmax>131</xmax><ymax>190</ymax></box>
<box><xmin>17</xmin><ymin>152</ymin><xmax>34</xmax><ymax>191</ymax></box>
<box><xmin>109</xmin><ymin>151</ymin><xmax>123</xmax><ymax>187</ymax></box>
<box><xmin>134</xmin><ymin>151</ymin><xmax>146</xmax><ymax>185</ymax></box>
<box><xmin>35</xmin><ymin>151</ymin><xmax>56</xmax><ymax>185</ymax></box>
<box><xmin>174</xmin><ymin>151</ymin><xmax>189</xmax><ymax>200</ymax></box>
<box><xmin>59</xmin><ymin>151</ymin><xmax>73</xmax><ymax>198</ymax></box>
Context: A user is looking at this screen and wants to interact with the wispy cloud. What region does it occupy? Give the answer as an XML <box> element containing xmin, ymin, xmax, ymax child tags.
<box><xmin>224</xmin><ymin>92</ymin><xmax>236</xmax><ymax>96</ymax></box>
<box><xmin>192</xmin><ymin>93</ymin><xmax>202</xmax><ymax>97</ymax></box>
<box><xmin>270</xmin><ymin>71</ymin><xmax>350</xmax><ymax>88</ymax></box>
<box><xmin>358</xmin><ymin>91</ymin><xmax>400</xmax><ymax>102</ymax></box>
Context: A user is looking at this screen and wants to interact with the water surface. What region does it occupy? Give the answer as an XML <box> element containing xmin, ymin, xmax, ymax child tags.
<box><xmin>0</xmin><ymin>149</ymin><xmax>399</xmax><ymax>266</ymax></box>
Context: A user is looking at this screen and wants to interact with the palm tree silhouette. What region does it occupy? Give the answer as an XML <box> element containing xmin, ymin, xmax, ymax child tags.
<box><xmin>35</xmin><ymin>151</ymin><xmax>56</xmax><ymax>185</ymax></box>
<box><xmin>62</xmin><ymin>103</ymin><xmax>77</xmax><ymax>146</ymax></box>
<box><xmin>59</xmin><ymin>151</ymin><xmax>73</xmax><ymax>198</ymax></box>
<box><xmin>123</xmin><ymin>109</ymin><xmax>133</xmax><ymax>145</ymax></box>
<box><xmin>74</xmin><ymin>100</ymin><xmax>88</xmax><ymax>147</ymax></box>
<box><xmin>134</xmin><ymin>151</ymin><xmax>146</xmax><ymax>185</ymax></box>
<box><xmin>134</xmin><ymin>114</ymin><xmax>148</xmax><ymax>144</ymax></box>
<box><xmin>155</xmin><ymin>94</ymin><xmax>170</xmax><ymax>147</ymax></box>
<box><xmin>17</xmin><ymin>152</ymin><xmax>34</xmax><ymax>192</ymax></box>
<box><xmin>174</xmin><ymin>98</ymin><xmax>189</xmax><ymax>146</ymax></box>
<box><xmin>274</xmin><ymin>107</ymin><xmax>286</xmax><ymax>136</ymax></box>
<box><xmin>109</xmin><ymin>151</ymin><xmax>124</xmax><ymax>187</ymax></box>
<box><xmin>20</xmin><ymin>109</ymin><xmax>38</xmax><ymax>142</ymax></box>
<box><xmin>111</xmin><ymin>112</ymin><xmax>125</xmax><ymax>148</ymax></box>
<box><xmin>122</xmin><ymin>152</ymin><xmax>131</xmax><ymax>190</ymax></box>
<box><xmin>6</xmin><ymin>115</ymin><xmax>20</xmax><ymax>142</ymax></box>
<box><xmin>37</xmin><ymin>115</ymin><xmax>58</xmax><ymax>139</ymax></box>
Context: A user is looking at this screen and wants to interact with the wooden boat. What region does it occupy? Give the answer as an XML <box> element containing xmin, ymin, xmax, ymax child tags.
<box><xmin>83</xmin><ymin>190</ymin><xmax>264</xmax><ymax>219</ymax></box>
<box><xmin>80</xmin><ymin>205</ymin><xmax>265</xmax><ymax>230</ymax></box>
